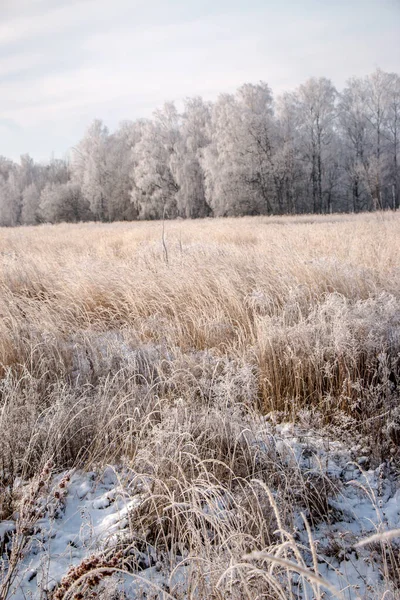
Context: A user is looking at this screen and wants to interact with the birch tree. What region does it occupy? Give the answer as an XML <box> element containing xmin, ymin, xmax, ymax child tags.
<box><xmin>72</xmin><ymin>120</ymin><xmax>108</xmax><ymax>220</ymax></box>
<box><xmin>171</xmin><ymin>96</ymin><xmax>212</xmax><ymax>218</ymax></box>
<box><xmin>131</xmin><ymin>103</ymin><xmax>179</xmax><ymax>219</ymax></box>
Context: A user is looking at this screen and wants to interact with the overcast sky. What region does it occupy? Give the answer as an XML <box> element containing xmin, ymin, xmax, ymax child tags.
<box><xmin>1</xmin><ymin>0</ymin><xmax>399</xmax><ymax>162</ymax></box>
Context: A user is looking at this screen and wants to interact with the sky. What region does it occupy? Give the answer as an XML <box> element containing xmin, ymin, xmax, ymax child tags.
<box><xmin>0</xmin><ymin>0</ymin><xmax>399</xmax><ymax>162</ymax></box>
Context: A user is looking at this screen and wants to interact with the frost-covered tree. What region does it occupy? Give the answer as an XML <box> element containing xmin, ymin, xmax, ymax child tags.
<box><xmin>275</xmin><ymin>93</ymin><xmax>304</xmax><ymax>213</ymax></box>
<box><xmin>0</xmin><ymin>158</ymin><xmax>18</xmax><ymax>226</ymax></box>
<box><xmin>364</xmin><ymin>69</ymin><xmax>400</xmax><ymax>209</ymax></box>
<box><xmin>0</xmin><ymin>154</ymin><xmax>38</xmax><ymax>226</ymax></box>
<box><xmin>21</xmin><ymin>183</ymin><xmax>41</xmax><ymax>225</ymax></box>
<box><xmin>386</xmin><ymin>73</ymin><xmax>400</xmax><ymax>209</ymax></box>
<box><xmin>104</xmin><ymin>124</ymin><xmax>138</xmax><ymax>221</ymax></box>
<box><xmin>0</xmin><ymin>165</ymin><xmax>25</xmax><ymax>227</ymax></box>
<box><xmin>338</xmin><ymin>77</ymin><xmax>371</xmax><ymax>211</ymax></box>
<box><xmin>131</xmin><ymin>103</ymin><xmax>179</xmax><ymax>219</ymax></box>
<box><xmin>171</xmin><ymin>97</ymin><xmax>211</xmax><ymax>218</ymax></box>
<box><xmin>338</xmin><ymin>70</ymin><xmax>400</xmax><ymax>211</ymax></box>
<box><xmin>0</xmin><ymin>156</ymin><xmax>15</xmax><ymax>181</ymax></box>
<box><xmin>1</xmin><ymin>69</ymin><xmax>399</xmax><ymax>226</ymax></box>
<box><xmin>363</xmin><ymin>69</ymin><xmax>392</xmax><ymax>209</ymax></box>
<box><xmin>202</xmin><ymin>82</ymin><xmax>276</xmax><ymax>216</ymax></box>
<box><xmin>0</xmin><ymin>174</ymin><xmax>19</xmax><ymax>226</ymax></box>
<box><xmin>294</xmin><ymin>78</ymin><xmax>337</xmax><ymax>213</ymax></box>
<box><xmin>39</xmin><ymin>182</ymin><xmax>87</xmax><ymax>223</ymax></box>
<box><xmin>71</xmin><ymin>120</ymin><xmax>108</xmax><ymax>220</ymax></box>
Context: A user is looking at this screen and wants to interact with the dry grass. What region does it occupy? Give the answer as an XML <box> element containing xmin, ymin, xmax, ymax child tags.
<box><xmin>1</xmin><ymin>211</ymin><xmax>400</xmax><ymax>598</ymax></box>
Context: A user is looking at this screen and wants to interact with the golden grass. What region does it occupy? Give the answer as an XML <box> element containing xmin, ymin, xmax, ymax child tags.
<box><xmin>1</xmin><ymin>211</ymin><xmax>399</xmax><ymax>401</ymax></box>
<box><xmin>1</xmin><ymin>211</ymin><xmax>400</xmax><ymax>599</ymax></box>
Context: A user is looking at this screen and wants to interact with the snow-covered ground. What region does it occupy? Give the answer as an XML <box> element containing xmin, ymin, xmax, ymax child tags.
<box><xmin>1</xmin><ymin>423</ymin><xmax>399</xmax><ymax>599</ymax></box>
<box><xmin>267</xmin><ymin>422</ymin><xmax>400</xmax><ymax>599</ymax></box>
<box><xmin>1</xmin><ymin>469</ymin><xmax>188</xmax><ymax>599</ymax></box>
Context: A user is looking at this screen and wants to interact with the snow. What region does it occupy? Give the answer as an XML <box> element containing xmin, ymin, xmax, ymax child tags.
<box><xmin>0</xmin><ymin>521</ymin><xmax>15</xmax><ymax>543</ymax></box>
<box><xmin>1</xmin><ymin>467</ymin><xmax>163</xmax><ymax>599</ymax></box>
<box><xmin>1</xmin><ymin>425</ymin><xmax>399</xmax><ymax>599</ymax></box>
<box><xmin>259</xmin><ymin>421</ymin><xmax>400</xmax><ymax>599</ymax></box>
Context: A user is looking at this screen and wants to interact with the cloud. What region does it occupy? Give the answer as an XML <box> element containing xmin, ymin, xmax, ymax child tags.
<box><xmin>0</xmin><ymin>118</ymin><xmax>21</xmax><ymax>132</ymax></box>
<box><xmin>0</xmin><ymin>0</ymin><xmax>107</xmax><ymax>46</ymax></box>
<box><xmin>0</xmin><ymin>0</ymin><xmax>399</xmax><ymax>159</ymax></box>
<box><xmin>0</xmin><ymin>52</ymin><xmax>46</xmax><ymax>77</ymax></box>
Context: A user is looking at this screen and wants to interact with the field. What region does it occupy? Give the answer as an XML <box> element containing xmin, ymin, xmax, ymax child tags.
<box><xmin>1</xmin><ymin>212</ymin><xmax>400</xmax><ymax>599</ymax></box>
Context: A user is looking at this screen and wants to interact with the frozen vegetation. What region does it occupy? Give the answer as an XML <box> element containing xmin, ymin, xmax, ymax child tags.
<box><xmin>0</xmin><ymin>213</ymin><xmax>400</xmax><ymax>599</ymax></box>
<box><xmin>0</xmin><ymin>68</ymin><xmax>400</xmax><ymax>226</ymax></box>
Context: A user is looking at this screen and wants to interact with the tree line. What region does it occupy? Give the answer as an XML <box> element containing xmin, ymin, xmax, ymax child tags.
<box><xmin>1</xmin><ymin>68</ymin><xmax>399</xmax><ymax>226</ymax></box>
